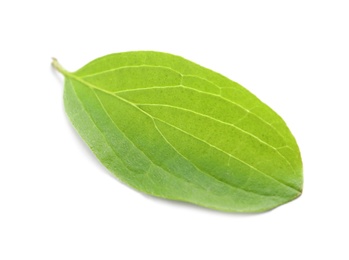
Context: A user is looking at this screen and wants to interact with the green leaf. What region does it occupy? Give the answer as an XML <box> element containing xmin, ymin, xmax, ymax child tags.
<box><xmin>52</xmin><ymin>51</ymin><xmax>303</xmax><ymax>213</ymax></box>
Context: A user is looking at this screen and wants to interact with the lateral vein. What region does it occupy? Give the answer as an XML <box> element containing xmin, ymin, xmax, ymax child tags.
<box><xmin>81</xmin><ymin>63</ymin><xmax>290</xmax><ymax>145</ymax></box>
<box><xmin>66</xmin><ymin>73</ymin><xmax>300</xmax><ymax>193</ymax></box>
<box><xmin>136</xmin><ymin>103</ymin><xmax>297</xmax><ymax>175</ymax></box>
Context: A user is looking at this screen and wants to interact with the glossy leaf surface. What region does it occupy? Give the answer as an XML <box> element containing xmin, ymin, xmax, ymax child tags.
<box><xmin>53</xmin><ymin>51</ymin><xmax>303</xmax><ymax>212</ymax></box>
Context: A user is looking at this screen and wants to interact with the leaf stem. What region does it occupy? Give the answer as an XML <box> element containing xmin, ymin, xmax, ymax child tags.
<box><xmin>52</xmin><ymin>58</ymin><xmax>70</xmax><ymax>76</ymax></box>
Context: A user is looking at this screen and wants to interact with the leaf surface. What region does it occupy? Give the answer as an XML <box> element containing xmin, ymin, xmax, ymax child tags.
<box><xmin>53</xmin><ymin>51</ymin><xmax>303</xmax><ymax>212</ymax></box>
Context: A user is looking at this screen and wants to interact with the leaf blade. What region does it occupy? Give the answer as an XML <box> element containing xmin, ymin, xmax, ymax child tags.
<box><xmin>55</xmin><ymin>51</ymin><xmax>303</xmax><ymax>212</ymax></box>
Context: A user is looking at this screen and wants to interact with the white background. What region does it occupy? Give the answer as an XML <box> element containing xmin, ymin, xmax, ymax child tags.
<box><xmin>1</xmin><ymin>1</ymin><xmax>348</xmax><ymax>259</ymax></box>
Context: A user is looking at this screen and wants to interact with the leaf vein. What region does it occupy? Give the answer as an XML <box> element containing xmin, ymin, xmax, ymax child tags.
<box><xmin>68</xmin><ymin>74</ymin><xmax>299</xmax><ymax>193</ymax></box>
<box><xmin>112</xmin><ymin>83</ymin><xmax>295</xmax><ymax>151</ymax></box>
<box><xmin>109</xmin><ymin>92</ymin><xmax>299</xmax><ymax>193</ymax></box>
<box><xmin>67</xmin><ymin>79</ymin><xmax>138</xmax><ymax>177</ymax></box>
<box><xmin>151</xmin><ymin>119</ymin><xmax>275</xmax><ymax>197</ymax></box>
<box><xmin>82</xmin><ymin>64</ymin><xmax>183</xmax><ymax>78</ymax></box>
<box><xmin>150</xmin><ymin>116</ymin><xmax>298</xmax><ymax>193</ymax></box>
<box><xmin>113</xmin><ymin>84</ymin><xmax>296</xmax><ymax>155</ymax></box>
<box><xmin>81</xmin><ymin>63</ymin><xmax>292</xmax><ymax>147</ymax></box>
<box><xmin>91</xmin><ymin>85</ymin><xmax>290</xmax><ymax>197</ymax></box>
<box><xmin>89</xmin><ymin>89</ymin><xmax>209</xmax><ymax>191</ymax></box>
<box><xmin>136</xmin><ymin>103</ymin><xmax>296</xmax><ymax>175</ymax></box>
